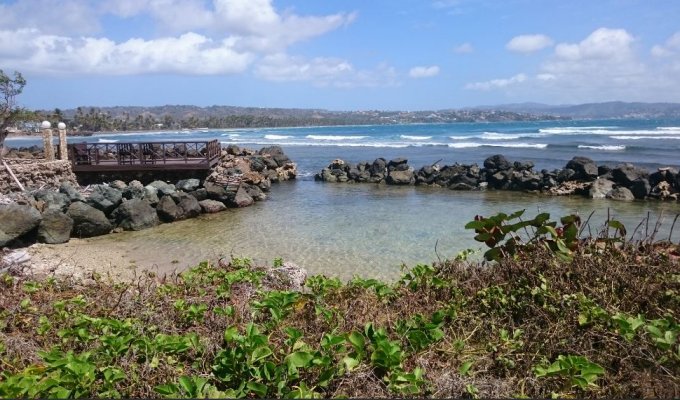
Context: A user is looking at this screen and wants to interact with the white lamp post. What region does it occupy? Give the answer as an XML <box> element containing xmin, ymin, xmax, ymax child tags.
<box><xmin>41</xmin><ymin>121</ymin><xmax>54</xmax><ymax>161</ymax></box>
<box><xmin>57</xmin><ymin>122</ymin><xmax>67</xmax><ymax>160</ymax></box>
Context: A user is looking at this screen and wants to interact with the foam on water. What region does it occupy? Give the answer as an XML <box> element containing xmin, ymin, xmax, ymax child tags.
<box><xmin>400</xmin><ymin>135</ymin><xmax>432</xmax><ymax>140</ymax></box>
<box><xmin>306</xmin><ymin>135</ymin><xmax>368</xmax><ymax>140</ymax></box>
<box><xmin>264</xmin><ymin>134</ymin><xmax>293</xmax><ymax>140</ymax></box>
<box><xmin>578</xmin><ymin>145</ymin><xmax>626</xmax><ymax>151</ymax></box>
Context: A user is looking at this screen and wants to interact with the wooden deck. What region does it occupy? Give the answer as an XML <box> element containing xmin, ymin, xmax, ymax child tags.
<box><xmin>68</xmin><ymin>140</ymin><xmax>221</xmax><ymax>172</ymax></box>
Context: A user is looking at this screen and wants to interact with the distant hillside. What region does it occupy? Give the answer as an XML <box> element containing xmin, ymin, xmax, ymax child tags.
<box><xmin>472</xmin><ymin>101</ymin><xmax>680</xmax><ymax>119</ymax></box>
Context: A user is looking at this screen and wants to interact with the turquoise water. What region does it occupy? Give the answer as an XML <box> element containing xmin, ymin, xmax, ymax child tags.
<box><xmin>10</xmin><ymin>119</ymin><xmax>680</xmax><ymax>280</ymax></box>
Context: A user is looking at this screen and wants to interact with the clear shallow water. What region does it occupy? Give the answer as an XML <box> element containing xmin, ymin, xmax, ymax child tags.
<box><xmin>10</xmin><ymin>119</ymin><xmax>680</xmax><ymax>281</ymax></box>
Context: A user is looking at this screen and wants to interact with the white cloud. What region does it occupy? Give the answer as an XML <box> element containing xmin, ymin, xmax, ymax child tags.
<box><xmin>256</xmin><ymin>54</ymin><xmax>398</xmax><ymax>88</ymax></box>
<box><xmin>465</xmin><ymin>73</ymin><xmax>527</xmax><ymax>90</ymax></box>
<box><xmin>453</xmin><ymin>43</ymin><xmax>474</xmax><ymax>54</ymax></box>
<box><xmin>409</xmin><ymin>66</ymin><xmax>440</xmax><ymax>78</ymax></box>
<box><xmin>0</xmin><ymin>30</ymin><xmax>254</xmax><ymax>75</ymax></box>
<box><xmin>506</xmin><ymin>34</ymin><xmax>554</xmax><ymax>54</ymax></box>
<box><xmin>651</xmin><ymin>32</ymin><xmax>680</xmax><ymax>57</ymax></box>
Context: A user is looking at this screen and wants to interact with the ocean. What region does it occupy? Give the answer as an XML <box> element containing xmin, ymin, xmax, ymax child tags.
<box><xmin>7</xmin><ymin>119</ymin><xmax>680</xmax><ymax>280</ymax></box>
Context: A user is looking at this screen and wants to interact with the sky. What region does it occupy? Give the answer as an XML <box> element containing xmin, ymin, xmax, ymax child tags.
<box><xmin>1</xmin><ymin>0</ymin><xmax>680</xmax><ymax>111</ymax></box>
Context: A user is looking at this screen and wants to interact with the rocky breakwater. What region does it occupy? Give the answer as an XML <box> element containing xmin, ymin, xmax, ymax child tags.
<box><xmin>0</xmin><ymin>145</ymin><xmax>296</xmax><ymax>251</ymax></box>
<box><xmin>315</xmin><ymin>154</ymin><xmax>680</xmax><ymax>202</ymax></box>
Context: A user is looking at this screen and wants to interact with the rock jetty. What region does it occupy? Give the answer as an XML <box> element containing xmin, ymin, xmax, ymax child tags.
<box><xmin>0</xmin><ymin>145</ymin><xmax>296</xmax><ymax>248</ymax></box>
<box><xmin>315</xmin><ymin>154</ymin><xmax>679</xmax><ymax>201</ymax></box>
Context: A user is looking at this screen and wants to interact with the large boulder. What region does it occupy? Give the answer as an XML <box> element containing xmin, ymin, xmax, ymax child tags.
<box><xmin>176</xmin><ymin>194</ymin><xmax>201</xmax><ymax>219</ymax></box>
<box><xmin>612</xmin><ymin>163</ymin><xmax>649</xmax><ymax>187</ymax></box>
<box><xmin>199</xmin><ymin>199</ymin><xmax>227</xmax><ymax>213</ymax></box>
<box><xmin>370</xmin><ymin>158</ymin><xmax>387</xmax><ymax>176</ymax></box>
<box><xmin>386</xmin><ymin>169</ymin><xmax>414</xmax><ymax>185</ymax></box>
<box><xmin>149</xmin><ymin>180</ymin><xmax>176</xmax><ymax>196</ymax></box>
<box><xmin>630</xmin><ymin>178</ymin><xmax>651</xmax><ymax>199</ymax></box>
<box><xmin>67</xmin><ymin>202</ymin><xmax>112</xmax><ymax>238</ymax></box>
<box><xmin>0</xmin><ymin>204</ymin><xmax>42</xmax><ymax>246</ymax></box>
<box><xmin>565</xmin><ymin>156</ymin><xmax>598</xmax><ymax>181</ymax></box>
<box><xmin>232</xmin><ymin>186</ymin><xmax>254</xmax><ymax>207</ymax></box>
<box><xmin>176</xmin><ymin>178</ymin><xmax>201</xmax><ymax>192</ymax></box>
<box><xmin>122</xmin><ymin>180</ymin><xmax>145</xmax><ymax>200</ymax></box>
<box><xmin>34</xmin><ymin>190</ymin><xmax>71</xmax><ymax>212</ymax></box>
<box><xmin>59</xmin><ymin>181</ymin><xmax>84</xmax><ymax>202</ymax></box>
<box><xmin>37</xmin><ymin>210</ymin><xmax>73</xmax><ymax>244</ymax></box>
<box><xmin>86</xmin><ymin>185</ymin><xmax>123</xmax><ymax>214</ymax></box>
<box><xmin>204</xmin><ymin>182</ymin><xmax>235</xmax><ymax>204</ymax></box>
<box><xmin>111</xmin><ymin>199</ymin><xmax>159</xmax><ymax>231</ymax></box>
<box><xmin>483</xmin><ymin>154</ymin><xmax>511</xmax><ymax>172</ymax></box>
<box><xmin>244</xmin><ymin>184</ymin><xmax>267</xmax><ymax>201</ymax></box>
<box><xmin>156</xmin><ymin>195</ymin><xmax>180</xmax><ymax>222</ymax></box>
<box><xmin>588</xmin><ymin>178</ymin><xmax>615</xmax><ymax>199</ymax></box>
<box><xmin>606</xmin><ymin>187</ymin><xmax>635</xmax><ymax>201</ymax></box>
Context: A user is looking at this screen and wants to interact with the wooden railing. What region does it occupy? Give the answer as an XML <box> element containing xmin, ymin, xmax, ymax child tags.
<box><xmin>67</xmin><ymin>140</ymin><xmax>221</xmax><ymax>172</ymax></box>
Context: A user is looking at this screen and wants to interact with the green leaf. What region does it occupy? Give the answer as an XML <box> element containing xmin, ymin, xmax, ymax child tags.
<box><xmin>347</xmin><ymin>331</ymin><xmax>365</xmax><ymax>349</ymax></box>
<box><xmin>342</xmin><ymin>356</ymin><xmax>360</xmax><ymax>371</ymax></box>
<box><xmin>154</xmin><ymin>383</ymin><xmax>179</xmax><ymax>396</ymax></box>
<box><xmin>224</xmin><ymin>326</ymin><xmax>239</xmax><ymax>342</ymax></box>
<box><xmin>178</xmin><ymin>376</ymin><xmax>196</xmax><ymax>396</ymax></box>
<box><xmin>251</xmin><ymin>346</ymin><xmax>273</xmax><ymax>364</ymax></box>
<box><xmin>459</xmin><ymin>361</ymin><xmax>473</xmax><ymax>376</ymax></box>
<box><xmin>246</xmin><ymin>381</ymin><xmax>268</xmax><ymax>397</ymax></box>
<box><xmin>286</xmin><ymin>351</ymin><xmax>315</xmax><ymax>368</ymax></box>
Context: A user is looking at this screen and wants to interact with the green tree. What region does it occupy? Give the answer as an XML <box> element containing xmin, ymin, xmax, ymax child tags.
<box><xmin>0</xmin><ymin>70</ymin><xmax>26</xmax><ymax>159</ymax></box>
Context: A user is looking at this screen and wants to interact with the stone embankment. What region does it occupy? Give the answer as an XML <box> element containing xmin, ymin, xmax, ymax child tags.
<box><xmin>315</xmin><ymin>154</ymin><xmax>679</xmax><ymax>201</ymax></box>
<box><xmin>0</xmin><ymin>145</ymin><xmax>296</xmax><ymax>249</ymax></box>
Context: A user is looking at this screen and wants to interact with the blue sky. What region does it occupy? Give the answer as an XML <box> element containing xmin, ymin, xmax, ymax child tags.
<box><xmin>1</xmin><ymin>0</ymin><xmax>680</xmax><ymax>110</ymax></box>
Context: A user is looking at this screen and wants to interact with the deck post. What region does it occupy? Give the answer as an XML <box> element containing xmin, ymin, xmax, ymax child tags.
<box><xmin>41</xmin><ymin>121</ymin><xmax>54</xmax><ymax>161</ymax></box>
<box><xmin>57</xmin><ymin>122</ymin><xmax>68</xmax><ymax>160</ymax></box>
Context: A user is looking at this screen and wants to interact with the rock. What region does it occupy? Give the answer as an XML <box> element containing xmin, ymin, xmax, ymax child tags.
<box><xmin>258</xmin><ymin>145</ymin><xmax>286</xmax><ymax>157</ymax></box>
<box><xmin>612</xmin><ymin>163</ymin><xmax>649</xmax><ymax>186</ymax></box>
<box><xmin>122</xmin><ymin>180</ymin><xmax>145</xmax><ymax>200</ymax></box>
<box><xmin>262</xmin><ymin>262</ymin><xmax>307</xmax><ymax>292</ymax></box>
<box><xmin>67</xmin><ymin>202</ymin><xmax>112</xmax><ymax>237</ymax></box>
<box><xmin>156</xmin><ymin>195</ymin><xmax>180</xmax><ymax>222</ymax></box>
<box><xmin>226</xmin><ymin>144</ymin><xmax>241</xmax><ymax>155</ymax></box>
<box><xmin>1</xmin><ymin>249</ymin><xmax>31</xmax><ymax>272</ymax></box>
<box><xmin>483</xmin><ymin>154</ymin><xmax>511</xmax><ymax>171</ymax></box>
<box><xmin>176</xmin><ymin>178</ymin><xmax>201</xmax><ymax>192</ymax></box>
<box><xmin>149</xmin><ymin>180</ymin><xmax>176</xmax><ymax>196</ymax></box>
<box><xmin>249</xmin><ymin>157</ymin><xmax>266</xmax><ymax>172</ymax></box>
<box><xmin>630</xmin><ymin>178</ymin><xmax>651</xmax><ymax>199</ymax></box>
<box><xmin>0</xmin><ymin>204</ymin><xmax>42</xmax><ymax>246</ymax></box>
<box><xmin>33</xmin><ymin>190</ymin><xmax>71</xmax><ymax>212</ymax></box>
<box><xmin>557</xmin><ymin>168</ymin><xmax>576</xmax><ymax>183</ymax></box>
<box><xmin>588</xmin><ymin>178</ymin><xmax>615</xmax><ymax>199</ymax></box>
<box><xmin>188</xmin><ymin>188</ymin><xmax>208</xmax><ymax>201</ymax></box>
<box><xmin>598</xmin><ymin>165</ymin><xmax>612</xmax><ymax>177</ymax></box>
<box><xmin>387</xmin><ymin>158</ymin><xmax>408</xmax><ymax>170</ymax></box>
<box><xmin>111</xmin><ymin>199</ymin><xmax>159</xmax><ymax>231</ymax></box>
<box><xmin>177</xmin><ymin>194</ymin><xmax>201</xmax><ymax>219</ymax></box>
<box><xmin>37</xmin><ymin>210</ymin><xmax>73</xmax><ymax>244</ymax></box>
<box><xmin>86</xmin><ymin>185</ymin><xmax>123</xmax><ymax>214</ymax></box>
<box><xmin>109</xmin><ymin>180</ymin><xmax>128</xmax><ymax>190</ymax></box>
<box><xmin>449</xmin><ymin>182</ymin><xmax>474</xmax><ymax>190</ymax></box>
<box><xmin>199</xmin><ymin>199</ymin><xmax>227</xmax><ymax>213</ymax></box>
<box><xmin>607</xmin><ymin>187</ymin><xmax>635</xmax><ymax>201</ymax></box>
<box><xmin>59</xmin><ymin>181</ymin><xmax>84</xmax><ymax>202</ymax></box>
<box><xmin>386</xmin><ymin>169</ymin><xmax>414</xmax><ymax>185</ymax></box>
<box><xmin>513</xmin><ymin>160</ymin><xmax>534</xmax><ymax>171</ymax></box>
<box><xmin>143</xmin><ymin>185</ymin><xmax>159</xmax><ymax>206</ymax></box>
<box><xmin>565</xmin><ymin>156</ymin><xmax>598</xmax><ymax>181</ymax></box>
<box><xmin>370</xmin><ymin>158</ymin><xmax>387</xmax><ymax>176</ymax></box>
<box><xmin>232</xmin><ymin>186</ymin><xmax>254</xmax><ymax>207</ymax></box>
<box><xmin>205</xmin><ymin>182</ymin><xmax>235</xmax><ymax>204</ymax></box>
<box><xmin>244</xmin><ymin>184</ymin><xmax>267</xmax><ymax>201</ymax></box>
<box><xmin>650</xmin><ymin>181</ymin><xmax>675</xmax><ymax>200</ymax></box>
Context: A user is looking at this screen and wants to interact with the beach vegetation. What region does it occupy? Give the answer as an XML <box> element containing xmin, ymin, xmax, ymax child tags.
<box><xmin>0</xmin><ymin>69</ymin><xmax>26</xmax><ymax>157</ymax></box>
<box><xmin>0</xmin><ymin>212</ymin><xmax>678</xmax><ymax>397</ymax></box>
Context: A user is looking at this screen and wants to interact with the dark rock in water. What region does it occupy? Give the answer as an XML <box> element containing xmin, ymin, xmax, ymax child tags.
<box><xmin>630</xmin><ymin>178</ymin><xmax>651</xmax><ymax>199</ymax></box>
<box><xmin>59</xmin><ymin>181</ymin><xmax>84</xmax><ymax>202</ymax></box>
<box><xmin>258</xmin><ymin>145</ymin><xmax>286</xmax><ymax>157</ymax></box>
<box><xmin>513</xmin><ymin>160</ymin><xmax>534</xmax><ymax>171</ymax></box>
<box><xmin>37</xmin><ymin>210</ymin><xmax>73</xmax><ymax>244</ymax></box>
<box><xmin>449</xmin><ymin>182</ymin><xmax>474</xmax><ymax>190</ymax></box>
<box><xmin>199</xmin><ymin>199</ymin><xmax>227</xmax><ymax>213</ymax></box>
<box><xmin>588</xmin><ymin>178</ymin><xmax>615</xmax><ymax>199</ymax></box>
<box><xmin>450</xmin><ymin>173</ymin><xmax>479</xmax><ymax>187</ymax></box>
<box><xmin>0</xmin><ymin>204</ymin><xmax>41</xmax><ymax>246</ymax></box>
<box><xmin>112</xmin><ymin>199</ymin><xmax>159</xmax><ymax>231</ymax></box>
<box><xmin>232</xmin><ymin>186</ymin><xmax>254</xmax><ymax>207</ymax></box>
<box><xmin>156</xmin><ymin>195</ymin><xmax>180</xmax><ymax>222</ymax></box>
<box><xmin>188</xmin><ymin>188</ymin><xmax>208</xmax><ymax>201</ymax></box>
<box><xmin>177</xmin><ymin>194</ymin><xmax>201</xmax><ymax>219</ymax></box>
<box><xmin>204</xmin><ymin>182</ymin><xmax>235</xmax><ymax>204</ymax></box>
<box><xmin>386</xmin><ymin>169</ymin><xmax>414</xmax><ymax>185</ymax></box>
<box><xmin>387</xmin><ymin>158</ymin><xmax>408</xmax><ymax>170</ymax></box>
<box><xmin>86</xmin><ymin>185</ymin><xmax>123</xmax><ymax>215</ymax></box>
<box><xmin>649</xmin><ymin>168</ymin><xmax>678</xmax><ymax>187</ymax></box>
<box><xmin>370</xmin><ymin>158</ymin><xmax>387</xmax><ymax>176</ymax></box>
<box><xmin>176</xmin><ymin>178</ymin><xmax>201</xmax><ymax>192</ymax></box>
<box><xmin>483</xmin><ymin>154</ymin><xmax>511</xmax><ymax>171</ymax></box>
<box><xmin>34</xmin><ymin>190</ymin><xmax>71</xmax><ymax>212</ymax></box>
<box><xmin>515</xmin><ymin>171</ymin><xmax>542</xmax><ymax>190</ymax></box>
<box><xmin>488</xmin><ymin>170</ymin><xmax>511</xmax><ymax>189</ymax></box>
<box><xmin>598</xmin><ymin>165</ymin><xmax>612</xmax><ymax>177</ymax></box>
<box><xmin>68</xmin><ymin>202</ymin><xmax>112</xmax><ymax>237</ymax></box>
<box><xmin>612</xmin><ymin>163</ymin><xmax>649</xmax><ymax>186</ymax></box>
<box><xmin>122</xmin><ymin>180</ymin><xmax>145</xmax><ymax>200</ymax></box>
<box><xmin>262</xmin><ymin>157</ymin><xmax>279</xmax><ymax>170</ymax></box>
<box><xmin>244</xmin><ymin>184</ymin><xmax>267</xmax><ymax>201</ymax></box>
<box><xmin>273</xmin><ymin>154</ymin><xmax>291</xmax><ymax>167</ymax></box>
<box><xmin>606</xmin><ymin>187</ymin><xmax>635</xmax><ymax>201</ymax></box>
<box><xmin>249</xmin><ymin>156</ymin><xmax>266</xmax><ymax>172</ymax></box>
<box><xmin>257</xmin><ymin>179</ymin><xmax>272</xmax><ymax>192</ymax></box>
<box><xmin>566</xmin><ymin>156</ymin><xmax>598</xmax><ymax>181</ymax></box>
<box><xmin>557</xmin><ymin>168</ymin><xmax>576</xmax><ymax>183</ymax></box>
